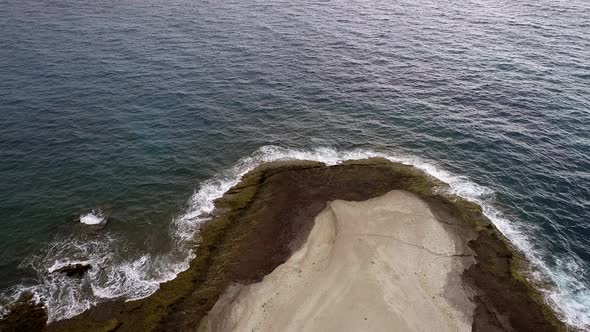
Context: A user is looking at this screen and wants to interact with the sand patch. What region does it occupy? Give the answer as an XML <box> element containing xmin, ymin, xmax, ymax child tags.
<box><xmin>200</xmin><ymin>190</ymin><xmax>475</xmax><ymax>332</ymax></box>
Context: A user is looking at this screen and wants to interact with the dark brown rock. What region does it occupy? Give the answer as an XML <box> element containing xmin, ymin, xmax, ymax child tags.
<box><xmin>54</xmin><ymin>263</ymin><xmax>92</xmax><ymax>277</ymax></box>
<box><xmin>0</xmin><ymin>293</ymin><xmax>47</xmax><ymax>332</ymax></box>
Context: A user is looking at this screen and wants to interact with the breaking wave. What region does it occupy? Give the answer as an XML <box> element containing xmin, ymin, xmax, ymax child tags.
<box><xmin>79</xmin><ymin>211</ymin><xmax>105</xmax><ymax>225</ymax></box>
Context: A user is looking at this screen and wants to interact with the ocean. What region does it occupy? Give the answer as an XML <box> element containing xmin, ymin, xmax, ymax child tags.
<box><xmin>0</xmin><ymin>0</ymin><xmax>589</xmax><ymax>328</ymax></box>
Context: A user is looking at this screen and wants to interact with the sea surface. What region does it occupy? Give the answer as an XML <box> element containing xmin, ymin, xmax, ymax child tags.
<box><xmin>1</xmin><ymin>0</ymin><xmax>589</xmax><ymax>328</ymax></box>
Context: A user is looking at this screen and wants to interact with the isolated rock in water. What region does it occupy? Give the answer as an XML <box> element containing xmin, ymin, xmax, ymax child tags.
<box><xmin>55</xmin><ymin>263</ymin><xmax>92</xmax><ymax>277</ymax></box>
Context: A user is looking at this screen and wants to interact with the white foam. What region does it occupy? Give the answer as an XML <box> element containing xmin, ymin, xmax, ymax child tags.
<box><xmin>79</xmin><ymin>211</ymin><xmax>105</xmax><ymax>225</ymax></box>
<box><xmin>1</xmin><ymin>146</ymin><xmax>587</xmax><ymax>329</ymax></box>
<box><xmin>47</xmin><ymin>260</ymin><xmax>91</xmax><ymax>273</ymax></box>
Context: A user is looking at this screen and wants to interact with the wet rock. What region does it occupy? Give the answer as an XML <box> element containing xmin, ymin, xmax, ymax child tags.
<box><xmin>55</xmin><ymin>263</ymin><xmax>92</xmax><ymax>277</ymax></box>
<box><xmin>0</xmin><ymin>293</ymin><xmax>47</xmax><ymax>332</ymax></box>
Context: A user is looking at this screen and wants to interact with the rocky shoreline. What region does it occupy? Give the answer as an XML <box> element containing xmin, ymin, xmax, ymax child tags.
<box><xmin>0</xmin><ymin>159</ymin><xmax>565</xmax><ymax>331</ymax></box>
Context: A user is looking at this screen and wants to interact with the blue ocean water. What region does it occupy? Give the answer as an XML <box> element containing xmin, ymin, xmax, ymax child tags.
<box><xmin>0</xmin><ymin>0</ymin><xmax>589</xmax><ymax>327</ymax></box>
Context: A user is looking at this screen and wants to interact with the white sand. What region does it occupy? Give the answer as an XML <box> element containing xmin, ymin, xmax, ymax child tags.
<box><xmin>200</xmin><ymin>190</ymin><xmax>476</xmax><ymax>332</ymax></box>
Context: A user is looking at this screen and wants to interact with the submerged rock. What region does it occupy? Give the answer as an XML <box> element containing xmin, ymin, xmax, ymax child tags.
<box><xmin>54</xmin><ymin>263</ymin><xmax>92</xmax><ymax>277</ymax></box>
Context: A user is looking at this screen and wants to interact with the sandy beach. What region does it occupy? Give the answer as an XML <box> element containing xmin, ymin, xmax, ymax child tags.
<box><xmin>200</xmin><ymin>190</ymin><xmax>476</xmax><ymax>332</ymax></box>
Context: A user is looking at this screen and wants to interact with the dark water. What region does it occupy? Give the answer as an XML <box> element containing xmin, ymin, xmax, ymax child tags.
<box><xmin>1</xmin><ymin>0</ymin><xmax>589</xmax><ymax>327</ymax></box>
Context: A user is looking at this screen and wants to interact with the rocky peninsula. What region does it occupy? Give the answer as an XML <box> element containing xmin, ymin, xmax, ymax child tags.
<box><xmin>1</xmin><ymin>159</ymin><xmax>565</xmax><ymax>331</ymax></box>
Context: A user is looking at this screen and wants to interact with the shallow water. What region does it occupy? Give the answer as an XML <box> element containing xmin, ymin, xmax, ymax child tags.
<box><xmin>0</xmin><ymin>0</ymin><xmax>589</xmax><ymax>328</ymax></box>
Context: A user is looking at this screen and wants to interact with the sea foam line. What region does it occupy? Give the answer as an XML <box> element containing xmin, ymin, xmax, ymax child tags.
<box><xmin>1</xmin><ymin>146</ymin><xmax>588</xmax><ymax>329</ymax></box>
